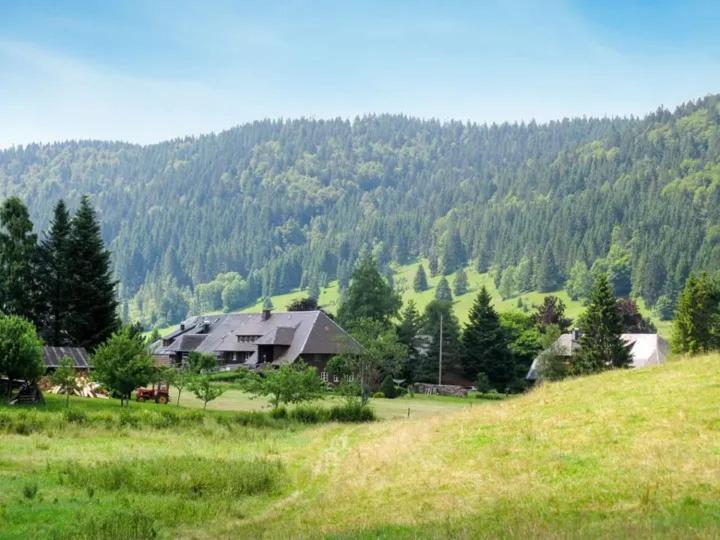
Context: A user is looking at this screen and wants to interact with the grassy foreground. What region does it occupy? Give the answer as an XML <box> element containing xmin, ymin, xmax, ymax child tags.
<box><xmin>2</xmin><ymin>355</ymin><xmax>719</xmax><ymax>538</ymax></box>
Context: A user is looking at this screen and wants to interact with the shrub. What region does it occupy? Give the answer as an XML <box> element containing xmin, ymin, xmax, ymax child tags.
<box><xmin>379</xmin><ymin>375</ymin><xmax>397</xmax><ymax>398</ymax></box>
<box><xmin>372</xmin><ymin>391</ymin><xmax>385</xmax><ymax>399</ymax></box>
<box><xmin>289</xmin><ymin>405</ymin><xmax>330</xmax><ymax>424</ymax></box>
<box><xmin>269</xmin><ymin>406</ymin><xmax>287</xmax><ymax>419</ymax></box>
<box><xmin>475</xmin><ymin>390</ymin><xmax>506</xmax><ymax>401</ymax></box>
<box><xmin>22</xmin><ymin>482</ymin><xmax>38</xmax><ymax>500</ymax></box>
<box><xmin>62</xmin><ymin>409</ymin><xmax>87</xmax><ymax>424</ymax></box>
<box><xmin>329</xmin><ymin>402</ymin><xmax>376</xmax><ymax>422</ymax></box>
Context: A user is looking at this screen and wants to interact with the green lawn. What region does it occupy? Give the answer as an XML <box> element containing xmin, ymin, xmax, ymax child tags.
<box><xmin>2</xmin><ymin>354</ymin><xmax>719</xmax><ymax>538</ymax></box>
<box><xmin>176</xmin><ymin>386</ymin><xmax>479</xmax><ymax>420</ymax></box>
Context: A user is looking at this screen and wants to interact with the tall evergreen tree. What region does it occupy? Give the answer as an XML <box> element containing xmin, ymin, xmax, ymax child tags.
<box><xmin>453</xmin><ymin>267</ymin><xmax>469</xmax><ymax>296</ymax></box>
<box><xmin>435</xmin><ymin>276</ymin><xmax>453</xmax><ymax>302</ymax></box>
<box><xmin>39</xmin><ymin>200</ymin><xmax>73</xmax><ymax>345</ymax></box>
<box><xmin>671</xmin><ymin>273</ymin><xmax>720</xmax><ymax>354</ymax></box>
<box><xmin>428</xmin><ymin>253</ymin><xmax>440</xmax><ymax>277</ymax></box>
<box><xmin>396</xmin><ymin>300</ymin><xmax>423</xmax><ymax>381</ymax></box>
<box><xmin>337</xmin><ymin>257</ymin><xmax>401</xmax><ymax>326</ymax></box>
<box><xmin>575</xmin><ymin>274</ymin><xmax>632</xmax><ymax>373</ymax></box>
<box><xmin>535</xmin><ymin>248</ymin><xmax>561</xmax><ymax>292</ymax></box>
<box><xmin>415</xmin><ymin>300</ymin><xmax>463</xmax><ymax>383</ymax></box>
<box><xmin>441</xmin><ymin>230</ymin><xmax>466</xmax><ymax>275</ymax></box>
<box><xmin>461</xmin><ymin>286</ymin><xmax>514</xmax><ymax>390</ymax></box>
<box><xmin>66</xmin><ymin>196</ymin><xmax>119</xmax><ymax>349</ymax></box>
<box><xmin>0</xmin><ymin>197</ymin><xmax>40</xmax><ymax>325</ymax></box>
<box><xmin>413</xmin><ymin>264</ymin><xmax>429</xmax><ymax>292</ymax></box>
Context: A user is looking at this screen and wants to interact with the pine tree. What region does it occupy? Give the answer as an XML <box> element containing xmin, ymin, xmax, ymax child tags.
<box><xmin>396</xmin><ymin>300</ymin><xmax>423</xmax><ymax>381</ymax></box>
<box><xmin>535</xmin><ymin>247</ymin><xmax>561</xmax><ymax>292</ymax></box>
<box><xmin>415</xmin><ymin>300</ymin><xmax>463</xmax><ymax>383</ymax></box>
<box><xmin>671</xmin><ymin>273</ymin><xmax>720</xmax><ymax>354</ymax></box>
<box><xmin>566</xmin><ymin>260</ymin><xmax>593</xmax><ymax>300</ymax></box>
<box><xmin>435</xmin><ymin>276</ymin><xmax>453</xmax><ymax>302</ymax></box>
<box><xmin>428</xmin><ymin>253</ymin><xmax>439</xmax><ymax>277</ymax></box>
<box><xmin>39</xmin><ymin>200</ymin><xmax>73</xmax><ymax>345</ymax></box>
<box><xmin>498</xmin><ymin>267</ymin><xmax>516</xmax><ymax>299</ymax></box>
<box><xmin>461</xmin><ymin>287</ymin><xmax>514</xmax><ymax>390</ymax></box>
<box><xmin>575</xmin><ymin>274</ymin><xmax>632</xmax><ymax>373</ymax></box>
<box><xmin>66</xmin><ymin>196</ymin><xmax>119</xmax><ymax>349</ymax></box>
<box><xmin>0</xmin><ymin>197</ymin><xmax>41</xmax><ymax>326</ymax></box>
<box><xmin>453</xmin><ymin>267</ymin><xmax>468</xmax><ymax>296</ymax></box>
<box><xmin>441</xmin><ymin>230</ymin><xmax>466</xmax><ymax>274</ymax></box>
<box><xmin>337</xmin><ymin>257</ymin><xmax>401</xmax><ymax>326</ymax></box>
<box><xmin>413</xmin><ymin>264</ymin><xmax>429</xmax><ymax>292</ymax></box>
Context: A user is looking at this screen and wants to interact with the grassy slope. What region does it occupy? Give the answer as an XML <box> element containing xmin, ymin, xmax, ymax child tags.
<box><xmin>236</xmin><ymin>259</ymin><xmax>672</xmax><ymax>338</ymax></box>
<box><xmin>216</xmin><ymin>354</ymin><xmax>720</xmax><ymax>538</ymax></box>
<box><xmin>3</xmin><ymin>355</ymin><xmax>718</xmax><ymax>538</ymax></box>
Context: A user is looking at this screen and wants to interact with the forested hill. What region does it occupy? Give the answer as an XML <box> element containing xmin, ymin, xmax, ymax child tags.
<box><xmin>1</xmin><ymin>95</ymin><xmax>720</xmax><ymax>327</ymax></box>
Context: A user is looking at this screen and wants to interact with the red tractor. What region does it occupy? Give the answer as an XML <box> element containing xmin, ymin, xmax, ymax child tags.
<box><xmin>135</xmin><ymin>383</ymin><xmax>170</xmax><ymax>404</ymax></box>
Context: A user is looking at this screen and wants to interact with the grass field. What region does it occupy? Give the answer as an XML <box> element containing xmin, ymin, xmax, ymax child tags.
<box><xmin>2</xmin><ymin>354</ymin><xmax>719</xmax><ymax>538</ymax></box>
<box><xmin>153</xmin><ymin>259</ymin><xmax>672</xmax><ymax>339</ymax></box>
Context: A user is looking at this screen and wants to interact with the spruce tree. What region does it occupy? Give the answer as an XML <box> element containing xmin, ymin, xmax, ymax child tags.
<box><xmin>396</xmin><ymin>300</ymin><xmax>422</xmax><ymax>381</ymax></box>
<box><xmin>575</xmin><ymin>274</ymin><xmax>632</xmax><ymax>373</ymax></box>
<box><xmin>435</xmin><ymin>276</ymin><xmax>453</xmax><ymax>302</ymax></box>
<box><xmin>533</xmin><ymin>295</ymin><xmax>572</xmax><ymax>333</ymax></box>
<box><xmin>453</xmin><ymin>267</ymin><xmax>468</xmax><ymax>296</ymax></box>
<box><xmin>413</xmin><ymin>264</ymin><xmax>429</xmax><ymax>292</ymax></box>
<box><xmin>337</xmin><ymin>257</ymin><xmax>401</xmax><ymax>326</ymax></box>
<box><xmin>461</xmin><ymin>286</ymin><xmax>514</xmax><ymax>390</ymax></box>
<box><xmin>428</xmin><ymin>254</ymin><xmax>439</xmax><ymax>277</ymax></box>
<box><xmin>441</xmin><ymin>230</ymin><xmax>466</xmax><ymax>275</ymax></box>
<box><xmin>415</xmin><ymin>300</ymin><xmax>463</xmax><ymax>383</ymax></box>
<box><xmin>67</xmin><ymin>196</ymin><xmax>119</xmax><ymax>349</ymax></box>
<box><xmin>39</xmin><ymin>200</ymin><xmax>73</xmax><ymax>345</ymax></box>
<box><xmin>0</xmin><ymin>197</ymin><xmax>41</xmax><ymax>326</ymax></box>
<box><xmin>535</xmin><ymin>247</ymin><xmax>561</xmax><ymax>292</ymax></box>
<box><xmin>672</xmin><ymin>273</ymin><xmax>720</xmax><ymax>354</ymax></box>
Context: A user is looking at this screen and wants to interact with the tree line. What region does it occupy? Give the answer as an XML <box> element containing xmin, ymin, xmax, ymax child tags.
<box><xmin>0</xmin><ymin>196</ymin><xmax>118</xmax><ymax>349</ymax></box>
<box><xmin>2</xmin><ymin>96</ymin><xmax>720</xmax><ymax>328</ymax></box>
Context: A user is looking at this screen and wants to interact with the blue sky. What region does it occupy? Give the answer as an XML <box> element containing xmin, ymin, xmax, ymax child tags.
<box><xmin>1</xmin><ymin>0</ymin><xmax>719</xmax><ymax>147</ymax></box>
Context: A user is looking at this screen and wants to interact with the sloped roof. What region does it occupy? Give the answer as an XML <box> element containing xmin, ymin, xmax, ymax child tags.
<box><xmin>526</xmin><ymin>333</ymin><xmax>669</xmax><ymax>380</ymax></box>
<box><xmin>162</xmin><ymin>311</ymin><xmax>363</xmax><ymax>365</ymax></box>
<box><xmin>43</xmin><ymin>346</ymin><xmax>91</xmax><ymax>369</ymax></box>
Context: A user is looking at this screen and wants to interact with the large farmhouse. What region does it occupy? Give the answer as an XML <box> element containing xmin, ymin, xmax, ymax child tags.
<box><xmin>526</xmin><ymin>331</ymin><xmax>669</xmax><ymax>381</ymax></box>
<box><xmin>154</xmin><ymin>309</ymin><xmax>362</xmax><ymax>377</ymax></box>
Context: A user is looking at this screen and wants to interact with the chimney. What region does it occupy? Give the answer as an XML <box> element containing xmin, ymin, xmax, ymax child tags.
<box><xmin>262</xmin><ymin>309</ymin><xmax>272</xmax><ymax>321</ymax></box>
<box><xmin>571</xmin><ymin>328</ymin><xmax>581</xmax><ymax>341</ymax></box>
<box><xmin>180</xmin><ymin>323</ymin><xmax>185</xmax><ymax>331</ymax></box>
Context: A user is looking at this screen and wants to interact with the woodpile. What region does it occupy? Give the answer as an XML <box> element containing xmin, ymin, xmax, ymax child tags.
<box><xmin>47</xmin><ymin>376</ymin><xmax>109</xmax><ymax>399</ymax></box>
<box><xmin>412</xmin><ymin>382</ymin><xmax>469</xmax><ymax>397</ymax></box>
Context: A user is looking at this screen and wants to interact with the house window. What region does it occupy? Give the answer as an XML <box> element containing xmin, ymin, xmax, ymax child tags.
<box><xmin>320</xmin><ymin>371</ymin><xmax>329</xmax><ymax>382</ymax></box>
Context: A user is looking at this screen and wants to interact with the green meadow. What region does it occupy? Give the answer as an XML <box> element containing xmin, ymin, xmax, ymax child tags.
<box><xmin>2</xmin><ymin>353</ymin><xmax>719</xmax><ymax>538</ymax></box>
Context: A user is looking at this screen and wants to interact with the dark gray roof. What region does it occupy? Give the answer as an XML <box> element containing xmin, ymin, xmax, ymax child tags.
<box><xmin>43</xmin><ymin>346</ymin><xmax>91</xmax><ymax>369</ymax></box>
<box><xmin>256</xmin><ymin>326</ymin><xmax>296</xmax><ymax>346</ymax></box>
<box><xmin>165</xmin><ymin>334</ymin><xmax>207</xmax><ymax>353</ymax></box>
<box><xmin>162</xmin><ymin>311</ymin><xmax>363</xmax><ymax>365</ymax></box>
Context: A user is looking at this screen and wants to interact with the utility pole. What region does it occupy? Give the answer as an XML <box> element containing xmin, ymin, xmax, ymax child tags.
<box><xmin>438</xmin><ymin>312</ymin><xmax>443</xmax><ymax>385</ymax></box>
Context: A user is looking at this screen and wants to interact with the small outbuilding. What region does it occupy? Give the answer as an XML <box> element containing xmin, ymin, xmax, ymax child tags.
<box><xmin>43</xmin><ymin>346</ymin><xmax>92</xmax><ymax>373</ymax></box>
<box><xmin>526</xmin><ymin>332</ymin><xmax>669</xmax><ymax>381</ymax></box>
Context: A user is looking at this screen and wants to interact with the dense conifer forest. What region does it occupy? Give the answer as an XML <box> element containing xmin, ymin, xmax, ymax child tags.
<box><xmin>1</xmin><ymin>95</ymin><xmax>719</xmax><ymax>327</ymax></box>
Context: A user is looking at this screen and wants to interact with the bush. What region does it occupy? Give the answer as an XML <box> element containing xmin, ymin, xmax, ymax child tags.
<box><xmin>22</xmin><ymin>482</ymin><xmax>38</xmax><ymax>500</ymax></box>
<box><xmin>475</xmin><ymin>390</ymin><xmax>506</xmax><ymax>401</ymax></box>
<box><xmin>372</xmin><ymin>391</ymin><xmax>385</xmax><ymax>399</ymax></box>
<box><xmin>269</xmin><ymin>406</ymin><xmax>287</xmax><ymax>419</ymax></box>
<box><xmin>62</xmin><ymin>409</ymin><xmax>87</xmax><ymax>424</ymax></box>
<box><xmin>329</xmin><ymin>402</ymin><xmax>376</xmax><ymax>422</ymax></box>
<box><xmin>289</xmin><ymin>405</ymin><xmax>330</xmax><ymax>424</ymax></box>
<box><xmin>379</xmin><ymin>375</ymin><xmax>397</xmax><ymax>399</ymax></box>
